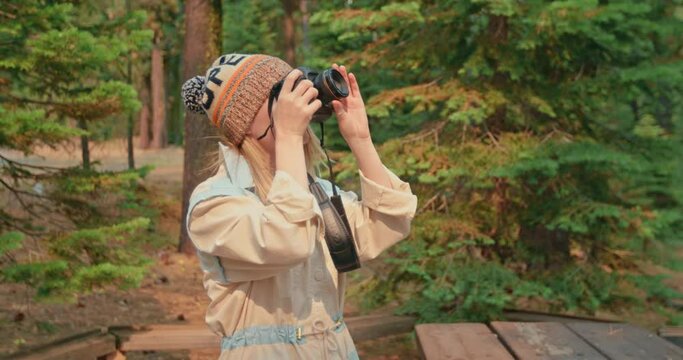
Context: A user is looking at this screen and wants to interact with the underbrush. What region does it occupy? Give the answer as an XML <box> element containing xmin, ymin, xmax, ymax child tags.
<box><xmin>1</xmin><ymin>164</ymin><xmax>175</xmax><ymax>304</ymax></box>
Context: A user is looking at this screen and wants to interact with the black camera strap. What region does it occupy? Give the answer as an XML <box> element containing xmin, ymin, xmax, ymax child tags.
<box><xmin>307</xmin><ymin>121</ymin><xmax>360</xmax><ymax>273</ymax></box>
<box><xmin>307</xmin><ymin>173</ymin><xmax>360</xmax><ymax>273</ymax></box>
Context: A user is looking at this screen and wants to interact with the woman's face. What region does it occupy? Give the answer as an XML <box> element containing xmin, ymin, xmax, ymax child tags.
<box><xmin>248</xmin><ymin>98</ymin><xmax>309</xmax><ymax>156</ymax></box>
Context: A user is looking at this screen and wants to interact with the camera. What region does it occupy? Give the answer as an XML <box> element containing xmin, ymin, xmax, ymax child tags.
<box><xmin>269</xmin><ymin>66</ymin><xmax>350</xmax><ymax>123</ymax></box>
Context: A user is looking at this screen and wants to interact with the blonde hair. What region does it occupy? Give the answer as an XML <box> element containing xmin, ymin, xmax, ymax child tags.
<box><xmin>199</xmin><ymin>126</ymin><xmax>328</xmax><ymax>202</ymax></box>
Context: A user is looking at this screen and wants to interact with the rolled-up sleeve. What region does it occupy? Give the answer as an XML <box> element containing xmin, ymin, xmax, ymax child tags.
<box><xmin>186</xmin><ymin>170</ymin><xmax>322</xmax><ymax>282</ymax></box>
<box><xmin>334</xmin><ymin>165</ymin><xmax>418</xmax><ymax>262</ymax></box>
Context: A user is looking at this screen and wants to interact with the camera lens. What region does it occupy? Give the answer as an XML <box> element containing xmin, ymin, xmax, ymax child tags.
<box><xmin>323</xmin><ymin>69</ymin><xmax>349</xmax><ymax>99</ymax></box>
<box><xmin>269</xmin><ymin>67</ymin><xmax>351</xmax><ymax>123</ymax></box>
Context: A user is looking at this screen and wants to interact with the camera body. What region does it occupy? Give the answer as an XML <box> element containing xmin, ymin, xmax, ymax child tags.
<box><xmin>269</xmin><ymin>66</ymin><xmax>349</xmax><ymax>123</ymax></box>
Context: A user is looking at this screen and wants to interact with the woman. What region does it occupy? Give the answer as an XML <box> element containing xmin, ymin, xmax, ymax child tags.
<box><xmin>181</xmin><ymin>53</ymin><xmax>418</xmax><ymax>359</ymax></box>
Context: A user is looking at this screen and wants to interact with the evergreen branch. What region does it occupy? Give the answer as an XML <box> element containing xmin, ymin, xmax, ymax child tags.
<box><xmin>0</xmin><ymin>9</ymin><xmax>17</xmax><ymax>19</ymax></box>
<box><xmin>0</xmin><ymin>177</ymin><xmax>33</xmax><ymax>209</ymax></box>
<box><xmin>0</xmin><ymin>177</ymin><xmax>51</xmax><ymax>200</ymax></box>
<box><xmin>582</xmin><ymin>115</ymin><xmax>654</xmax><ymax>162</ymax></box>
<box><xmin>0</xmin><ymin>40</ymin><xmax>22</xmax><ymax>46</ymax></box>
<box><xmin>0</xmin><ymin>213</ymin><xmax>46</xmax><ymax>237</ymax></box>
<box><xmin>0</xmin><ymin>167</ymin><xmax>73</xmax><ymax>234</ymax></box>
<box><xmin>0</xmin><ymin>95</ymin><xmax>72</xmax><ymax>107</ymax></box>
<box><xmin>0</xmin><ymin>153</ymin><xmax>66</xmax><ymax>171</ymax></box>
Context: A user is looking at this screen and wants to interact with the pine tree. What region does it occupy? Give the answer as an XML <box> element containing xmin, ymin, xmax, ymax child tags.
<box><xmin>303</xmin><ymin>0</ymin><xmax>683</xmax><ymax>322</ymax></box>
<box><xmin>0</xmin><ymin>0</ymin><xmax>158</xmax><ymax>303</ymax></box>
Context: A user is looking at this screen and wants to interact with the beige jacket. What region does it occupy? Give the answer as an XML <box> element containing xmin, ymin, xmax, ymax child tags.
<box><xmin>185</xmin><ymin>142</ymin><xmax>418</xmax><ymax>359</ymax></box>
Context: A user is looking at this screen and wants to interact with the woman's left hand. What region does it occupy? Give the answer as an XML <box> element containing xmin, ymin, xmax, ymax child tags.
<box><xmin>331</xmin><ymin>64</ymin><xmax>371</xmax><ymax>145</ymax></box>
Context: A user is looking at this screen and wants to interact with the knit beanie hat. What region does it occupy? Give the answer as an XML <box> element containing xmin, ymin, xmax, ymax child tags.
<box><xmin>181</xmin><ymin>53</ymin><xmax>292</xmax><ymax>146</ymax></box>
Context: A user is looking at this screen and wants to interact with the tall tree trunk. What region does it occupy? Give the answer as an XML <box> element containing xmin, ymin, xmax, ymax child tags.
<box><xmin>151</xmin><ymin>32</ymin><xmax>167</xmax><ymax>149</ymax></box>
<box><xmin>126</xmin><ymin>0</ymin><xmax>135</xmax><ymax>169</ymax></box>
<box><xmin>78</xmin><ymin>118</ymin><xmax>90</xmax><ymax>170</ymax></box>
<box><xmin>166</xmin><ymin>51</ymin><xmax>183</xmax><ymax>145</ymax></box>
<box><xmin>281</xmin><ymin>0</ymin><xmax>297</xmax><ymax>66</ymax></box>
<box><xmin>127</xmin><ymin>96</ymin><xmax>136</xmax><ymax>169</ymax></box>
<box><xmin>138</xmin><ymin>77</ymin><xmax>151</xmax><ymax>149</ymax></box>
<box><xmin>178</xmin><ymin>0</ymin><xmax>222</xmax><ymax>254</ymax></box>
<box><xmin>300</xmin><ymin>0</ymin><xmax>310</xmax><ymax>57</ymax></box>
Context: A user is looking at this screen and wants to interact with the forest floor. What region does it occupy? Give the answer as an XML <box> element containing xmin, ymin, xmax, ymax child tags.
<box><xmin>1</xmin><ymin>137</ymin><xmax>681</xmax><ymax>358</ymax></box>
<box><xmin>0</xmin><ymin>137</ymin><xmax>416</xmax><ymax>359</ymax></box>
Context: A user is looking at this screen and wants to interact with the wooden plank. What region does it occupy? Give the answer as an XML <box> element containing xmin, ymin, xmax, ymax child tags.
<box><xmin>115</xmin><ymin>323</ymin><xmax>220</xmax><ymax>351</ymax></box>
<box><xmin>503</xmin><ymin>309</ymin><xmax>618</xmax><ymax>323</ymax></box>
<box><xmin>11</xmin><ymin>332</ymin><xmax>117</xmax><ymax>360</ymax></box>
<box><xmin>490</xmin><ymin>322</ymin><xmax>606</xmax><ymax>360</ymax></box>
<box><xmin>659</xmin><ymin>326</ymin><xmax>683</xmax><ymax>348</ymax></box>
<box><xmin>114</xmin><ymin>315</ymin><xmax>417</xmax><ymax>351</ymax></box>
<box><xmin>567</xmin><ymin>322</ymin><xmax>683</xmax><ymax>360</ymax></box>
<box><xmin>415</xmin><ymin>323</ymin><xmax>514</xmax><ymax>360</ymax></box>
<box><xmin>346</xmin><ymin>315</ymin><xmax>416</xmax><ymax>342</ymax></box>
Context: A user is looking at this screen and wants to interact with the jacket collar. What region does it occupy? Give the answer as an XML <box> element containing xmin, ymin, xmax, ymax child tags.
<box><xmin>218</xmin><ymin>141</ymin><xmax>254</xmax><ymax>189</ymax></box>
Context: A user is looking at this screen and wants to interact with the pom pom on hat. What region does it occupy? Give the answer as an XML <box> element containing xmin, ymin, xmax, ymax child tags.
<box><xmin>181</xmin><ymin>76</ymin><xmax>207</xmax><ymax>115</ymax></box>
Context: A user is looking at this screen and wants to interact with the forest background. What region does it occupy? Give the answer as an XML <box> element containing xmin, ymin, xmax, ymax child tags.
<box><xmin>1</xmin><ymin>0</ymin><xmax>682</xmax><ymax>357</ymax></box>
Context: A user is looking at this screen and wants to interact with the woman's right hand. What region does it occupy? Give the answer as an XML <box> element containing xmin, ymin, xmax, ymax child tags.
<box><xmin>272</xmin><ymin>70</ymin><xmax>322</xmax><ymax>191</ymax></box>
<box><xmin>272</xmin><ymin>69</ymin><xmax>322</xmax><ymax>139</ymax></box>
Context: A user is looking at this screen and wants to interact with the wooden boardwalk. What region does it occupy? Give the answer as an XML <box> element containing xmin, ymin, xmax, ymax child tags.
<box><xmin>416</xmin><ymin>321</ymin><xmax>683</xmax><ymax>360</ymax></box>
<box><xmin>8</xmin><ymin>315</ymin><xmax>683</xmax><ymax>359</ymax></box>
<box><xmin>7</xmin><ymin>314</ymin><xmax>416</xmax><ymax>359</ymax></box>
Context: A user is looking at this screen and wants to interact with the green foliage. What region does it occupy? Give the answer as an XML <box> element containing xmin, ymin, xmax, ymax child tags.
<box><xmin>628</xmin><ymin>274</ymin><xmax>683</xmax><ymax>305</ymax></box>
<box><xmin>0</xmin><ymin>232</ymin><xmax>24</xmax><ymax>256</ymax></box>
<box><xmin>1</xmin><ymin>0</ymin><xmax>152</xmax><ymax>125</ymax></box>
<box><xmin>63</xmin><ymin>81</ymin><xmax>142</xmax><ymax>120</ymax></box>
<box><xmin>52</xmin><ymin>165</ymin><xmax>152</xmax><ymax>194</ymax></box>
<box><xmin>50</xmin><ymin>217</ymin><xmax>151</xmax><ymax>264</ymax></box>
<box><xmin>0</xmin><ymin>161</ymin><xmax>161</xmax><ymax>301</ymax></box>
<box><xmin>301</xmin><ymin>0</ymin><xmax>683</xmax><ymax>323</ymax></box>
<box><xmin>35</xmin><ymin>320</ymin><xmax>58</xmax><ymax>334</ymax></box>
<box><xmin>393</xmin><ymin>258</ymin><xmax>551</xmax><ymax>322</ymax></box>
<box><xmin>222</xmin><ymin>0</ymin><xmax>284</xmax><ymax>55</ymax></box>
<box><xmin>0</xmin><ymin>106</ymin><xmax>86</xmax><ymax>153</ymax></box>
<box><xmin>542</xmin><ymin>265</ymin><xmax>619</xmax><ymax>313</ymax></box>
<box><xmin>71</xmin><ymin>262</ymin><xmax>147</xmax><ymax>292</ymax></box>
<box><xmin>0</xmin><ymin>0</ymin><xmax>164</xmax><ymax>306</ymax></box>
<box><xmin>1</xmin><ymin>218</ymin><xmax>153</xmax><ymax>301</ymax></box>
<box><xmin>1</xmin><ymin>260</ymin><xmax>70</xmax><ymax>299</ymax></box>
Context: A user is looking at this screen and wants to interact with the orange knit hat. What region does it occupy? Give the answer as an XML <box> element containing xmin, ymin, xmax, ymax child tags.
<box><xmin>181</xmin><ymin>53</ymin><xmax>292</xmax><ymax>146</ymax></box>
